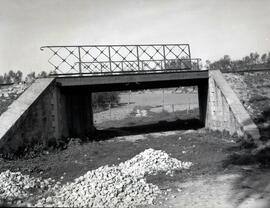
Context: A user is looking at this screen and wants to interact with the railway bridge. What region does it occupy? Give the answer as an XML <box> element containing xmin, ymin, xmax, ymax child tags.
<box><xmin>0</xmin><ymin>44</ymin><xmax>260</xmax><ymax>154</ymax></box>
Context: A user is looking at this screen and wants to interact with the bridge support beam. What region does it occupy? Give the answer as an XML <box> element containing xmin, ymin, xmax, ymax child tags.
<box><xmin>198</xmin><ymin>80</ymin><xmax>209</xmax><ymax>125</ymax></box>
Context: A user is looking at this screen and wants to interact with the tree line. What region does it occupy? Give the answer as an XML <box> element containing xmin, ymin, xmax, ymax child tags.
<box><xmin>206</xmin><ymin>52</ymin><xmax>270</xmax><ymax>72</ymax></box>
<box><xmin>0</xmin><ymin>70</ymin><xmax>48</xmax><ymax>84</ymax></box>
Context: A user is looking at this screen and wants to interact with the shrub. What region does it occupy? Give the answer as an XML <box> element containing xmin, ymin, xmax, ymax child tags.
<box><xmin>92</xmin><ymin>92</ymin><xmax>120</xmax><ymax>110</ymax></box>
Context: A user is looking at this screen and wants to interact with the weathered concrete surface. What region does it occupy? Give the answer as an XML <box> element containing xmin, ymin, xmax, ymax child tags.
<box><xmin>0</xmin><ymin>78</ymin><xmax>55</xmax><ymax>155</ymax></box>
<box><xmin>206</xmin><ymin>70</ymin><xmax>260</xmax><ymax>142</ymax></box>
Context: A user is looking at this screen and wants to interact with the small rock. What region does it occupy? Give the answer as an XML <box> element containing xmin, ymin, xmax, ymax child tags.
<box><xmin>46</xmin><ymin>196</ymin><xmax>53</xmax><ymax>203</ymax></box>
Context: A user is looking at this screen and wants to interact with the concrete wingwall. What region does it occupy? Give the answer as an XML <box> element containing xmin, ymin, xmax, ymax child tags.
<box><xmin>0</xmin><ymin>78</ymin><xmax>95</xmax><ymax>156</ymax></box>
<box><xmin>0</xmin><ymin>78</ymin><xmax>57</xmax><ymax>155</ymax></box>
<box><xmin>205</xmin><ymin>70</ymin><xmax>260</xmax><ymax>143</ymax></box>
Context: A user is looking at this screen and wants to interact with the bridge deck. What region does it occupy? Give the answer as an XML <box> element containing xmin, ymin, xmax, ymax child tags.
<box><xmin>56</xmin><ymin>70</ymin><xmax>208</xmax><ymax>91</ymax></box>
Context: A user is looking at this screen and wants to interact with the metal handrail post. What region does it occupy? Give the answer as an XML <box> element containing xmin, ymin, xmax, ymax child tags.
<box><xmin>78</xmin><ymin>46</ymin><xmax>82</xmax><ymax>75</ymax></box>
<box><xmin>136</xmin><ymin>46</ymin><xmax>140</xmax><ymax>71</ymax></box>
<box><xmin>163</xmin><ymin>45</ymin><xmax>166</xmax><ymax>70</ymax></box>
<box><xmin>108</xmin><ymin>46</ymin><xmax>112</xmax><ymax>72</ymax></box>
<box><xmin>187</xmin><ymin>45</ymin><xmax>192</xmax><ymax>70</ymax></box>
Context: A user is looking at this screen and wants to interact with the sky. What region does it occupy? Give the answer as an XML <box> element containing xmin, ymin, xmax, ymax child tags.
<box><xmin>0</xmin><ymin>0</ymin><xmax>270</xmax><ymax>74</ymax></box>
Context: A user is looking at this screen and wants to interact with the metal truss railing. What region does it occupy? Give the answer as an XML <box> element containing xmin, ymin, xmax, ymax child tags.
<box><xmin>40</xmin><ymin>44</ymin><xmax>201</xmax><ymax>76</ymax></box>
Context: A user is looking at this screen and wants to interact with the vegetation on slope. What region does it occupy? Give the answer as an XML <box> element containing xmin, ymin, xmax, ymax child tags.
<box><xmin>206</xmin><ymin>52</ymin><xmax>270</xmax><ymax>72</ymax></box>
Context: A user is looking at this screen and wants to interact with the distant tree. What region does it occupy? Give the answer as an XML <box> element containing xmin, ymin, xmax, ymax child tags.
<box><xmin>255</xmin><ymin>53</ymin><xmax>260</xmax><ymax>64</ymax></box>
<box><xmin>8</xmin><ymin>70</ymin><xmax>16</xmax><ymax>82</ymax></box>
<box><xmin>92</xmin><ymin>91</ymin><xmax>120</xmax><ymax>109</ymax></box>
<box><xmin>243</xmin><ymin>56</ymin><xmax>251</xmax><ymax>65</ymax></box>
<box><xmin>208</xmin><ymin>55</ymin><xmax>232</xmax><ymax>72</ymax></box>
<box><xmin>208</xmin><ymin>51</ymin><xmax>270</xmax><ymax>72</ymax></box>
<box><xmin>25</xmin><ymin>72</ymin><xmax>36</xmax><ymax>83</ymax></box>
<box><xmin>267</xmin><ymin>52</ymin><xmax>270</xmax><ymax>64</ymax></box>
<box><xmin>37</xmin><ymin>71</ymin><xmax>48</xmax><ymax>78</ymax></box>
<box><xmin>14</xmin><ymin>70</ymin><xmax>23</xmax><ymax>83</ymax></box>
<box><xmin>4</xmin><ymin>73</ymin><xmax>12</xmax><ymax>83</ymax></box>
<box><xmin>249</xmin><ymin>52</ymin><xmax>260</xmax><ymax>64</ymax></box>
<box><xmin>261</xmin><ymin>53</ymin><xmax>267</xmax><ymax>63</ymax></box>
<box><xmin>0</xmin><ymin>75</ymin><xmax>4</xmax><ymax>84</ymax></box>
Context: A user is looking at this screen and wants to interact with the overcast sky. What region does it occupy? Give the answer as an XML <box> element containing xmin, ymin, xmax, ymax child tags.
<box><xmin>0</xmin><ymin>0</ymin><xmax>269</xmax><ymax>74</ymax></box>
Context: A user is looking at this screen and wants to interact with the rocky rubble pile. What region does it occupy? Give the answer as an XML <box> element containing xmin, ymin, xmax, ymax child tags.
<box><xmin>37</xmin><ymin>166</ymin><xmax>160</xmax><ymax>207</ymax></box>
<box><xmin>119</xmin><ymin>148</ymin><xmax>192</xmax><ymax>177</ymax></box>
<box><xmin>0</xmin><ymin>149</ymin><xmax>192</xmax><ymax>207</ymax></box>
<box><xmin>0</xmin><ymin>170</ymin><xmax>59</xmax><ymax>206</ymax></box>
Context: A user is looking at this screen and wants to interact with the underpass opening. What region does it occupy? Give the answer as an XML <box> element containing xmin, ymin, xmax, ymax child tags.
<box><xmin>55</xmin><ymin>71</ymin><xmax>209</xmax><ymax>141</ymax></box>
<box><xmin>92</xmin><ymin>87</ymin><xmax>202</xmax><ymax>140</ymax></box>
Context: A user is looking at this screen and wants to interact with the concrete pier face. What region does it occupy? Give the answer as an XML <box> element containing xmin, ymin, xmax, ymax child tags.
<box><xmin>63</xmin><ymin>89</ymin><xmax>93</xmax><ymax>138</ymax></box>
<box><xmin>51</xmin><ymin>87</ymin><xmax>94</xmax><ymax>140</ymax></box>
<box><xmin>198</xmin><ymin>81</ymin><xmax>209</xmax><ymax>125</ymax></box>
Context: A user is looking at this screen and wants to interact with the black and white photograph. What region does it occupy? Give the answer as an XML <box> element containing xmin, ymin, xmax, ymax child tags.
<box><xmin>0</xmin><ymin>0</ymin><xmax>270</xmax><ymax>207</ymax></box>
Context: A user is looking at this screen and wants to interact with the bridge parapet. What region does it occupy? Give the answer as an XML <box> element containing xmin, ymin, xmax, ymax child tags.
<box><xmin>40</xmin><ymin>44</ymin><xmax>201</xmax><ymax>76</ymax></box>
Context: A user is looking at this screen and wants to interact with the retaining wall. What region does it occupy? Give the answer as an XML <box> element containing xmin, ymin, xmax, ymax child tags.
<box><xmin>0</xmin><ymin>78</ymin><xmax>56</xmax><ymax>155</ymax></box>
<box><xmin>206</xmin><ymin>70</ymin><xmax>260</xmax><ymax>143</ymax></box>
